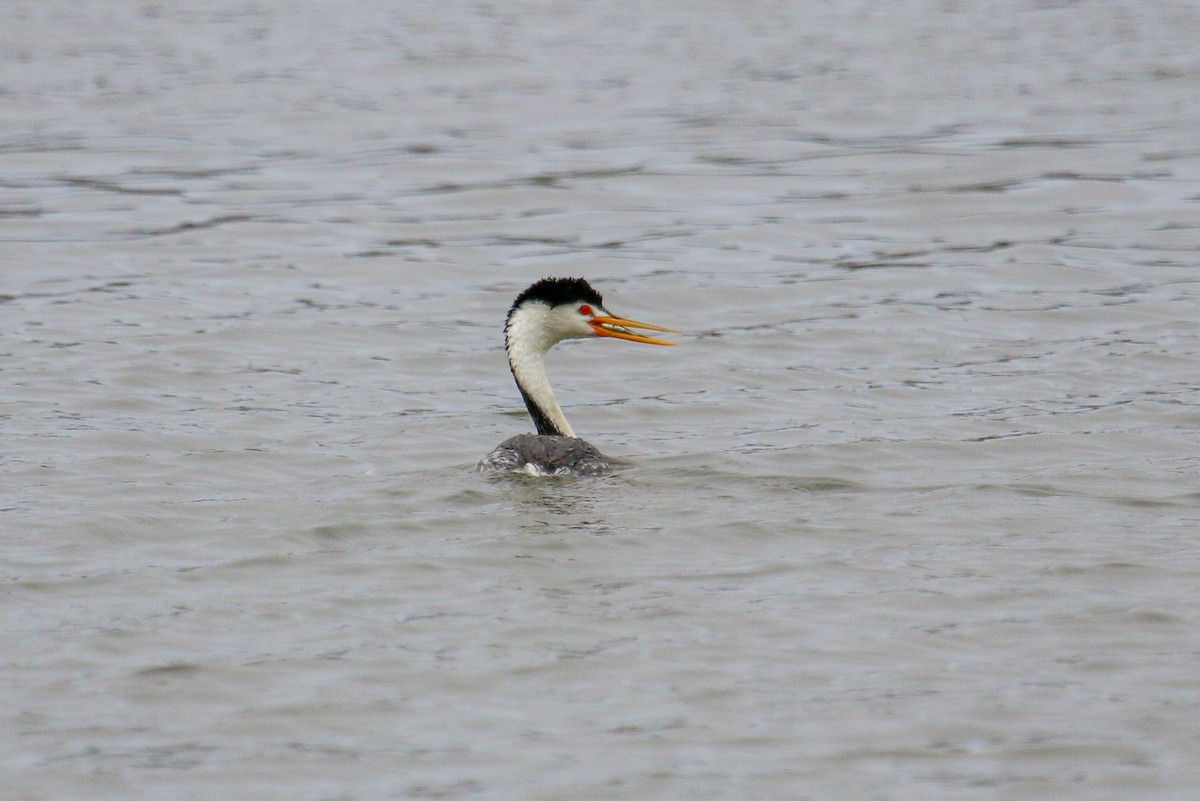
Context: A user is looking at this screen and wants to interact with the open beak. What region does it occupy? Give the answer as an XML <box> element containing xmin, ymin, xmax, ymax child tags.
<box><xmin>589</xmin><ymin>315</ymin><xmax>678</xmax><ymax>346</ymax></box>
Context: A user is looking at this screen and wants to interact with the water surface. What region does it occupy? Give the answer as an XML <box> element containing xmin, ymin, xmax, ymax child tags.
<box><xmin>4</xmin><ymin>2</ymin><xmax>1200</xmax><ymax>799</ymax></box>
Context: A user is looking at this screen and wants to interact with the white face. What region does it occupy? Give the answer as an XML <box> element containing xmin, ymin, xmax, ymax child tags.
<box><xmin>507</xmin><ymin>299</ymin><xmax>607</xmax><ymax>356</ymax></box>
<box><xmin>547</xmin><ymin>300</ymin><xmax>608</xmax><ymax>341</ymax></box>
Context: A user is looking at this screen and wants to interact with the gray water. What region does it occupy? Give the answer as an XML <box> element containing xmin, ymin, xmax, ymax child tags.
<box><xmin>4</xmin><ymin>2</ymin><xmax>1200</xmax><ymax>799</ymax></box>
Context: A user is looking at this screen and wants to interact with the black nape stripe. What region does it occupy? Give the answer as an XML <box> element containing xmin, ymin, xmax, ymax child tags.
<box><xmin>516</xmin><ymin>377</ymin><xmax>568</xmax><ymax>436</ymax></box>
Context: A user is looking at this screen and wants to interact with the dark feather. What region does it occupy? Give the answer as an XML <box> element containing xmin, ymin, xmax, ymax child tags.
<box><xmin>476</xmin><ymin>434</ymin><xmax>610</xmax><ymax>476</ymax></box>
<box><xmin>509</xmin><ymin>277</ymin><xmax>603</xmax><ymax>316</ymax></box>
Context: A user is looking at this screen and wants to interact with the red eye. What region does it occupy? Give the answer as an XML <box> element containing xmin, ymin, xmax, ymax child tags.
<box><xmin>578</xmin><ymin>304</ymin><xmax>593</xmax><ymax>316</ymax></box>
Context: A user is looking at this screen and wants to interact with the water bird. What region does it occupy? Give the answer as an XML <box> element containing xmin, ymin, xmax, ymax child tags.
<box><xmin>477</xmin><ymin>277</ymin><xmax>677</xmax><ymax>476</ymax></box>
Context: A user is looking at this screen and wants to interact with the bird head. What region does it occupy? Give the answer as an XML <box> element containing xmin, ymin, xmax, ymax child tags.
<box><xmin>506</xmin><ymin>277</ymin><xmax>677</xmax><ymax>351</ymax></box>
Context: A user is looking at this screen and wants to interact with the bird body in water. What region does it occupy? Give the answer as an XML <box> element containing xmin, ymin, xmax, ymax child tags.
<box><xmin>477</xmin><ymin>277</ymin><xmax>676</xmax><ymax>476</ymax></box>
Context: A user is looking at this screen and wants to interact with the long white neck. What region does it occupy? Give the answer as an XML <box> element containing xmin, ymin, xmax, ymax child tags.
<box><xmin>505</xmin><ymin>304</ymin><xmax>575</xmax><ymax>438</ymax></box>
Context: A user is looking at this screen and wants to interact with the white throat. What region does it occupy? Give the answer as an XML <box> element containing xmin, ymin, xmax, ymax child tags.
<box><xmin>505</xmin><ymin>303</ymin><xmax>577</xmax><ymax>438</ymax></box>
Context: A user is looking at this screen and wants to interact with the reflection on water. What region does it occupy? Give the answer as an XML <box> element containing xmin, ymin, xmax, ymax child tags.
<box><xmin>486</xmin><ymin>473</ymin><xmax>623</xmax><ymax>537</ymax></box>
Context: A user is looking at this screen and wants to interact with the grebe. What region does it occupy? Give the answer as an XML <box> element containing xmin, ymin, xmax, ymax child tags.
<box><xmin>476</xmin><ymin>277</ymin><xmax>676</xmax><ymax>476</ymax></box>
